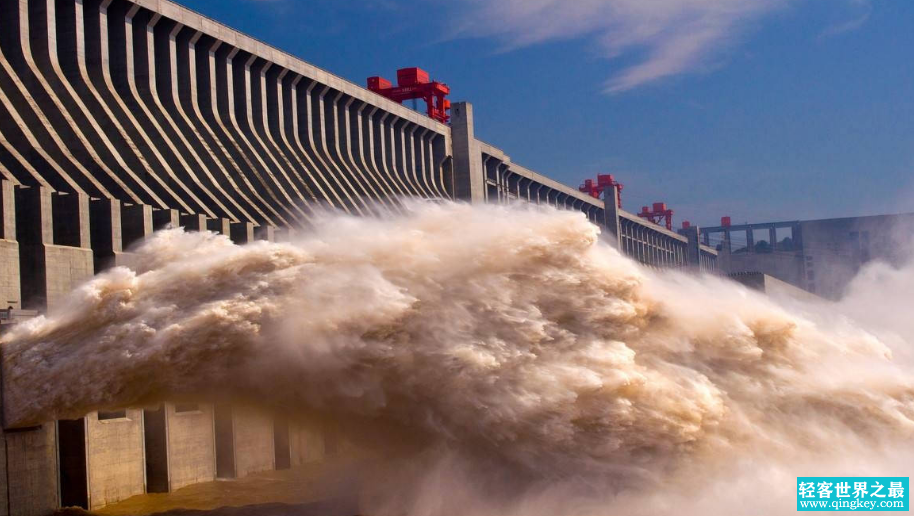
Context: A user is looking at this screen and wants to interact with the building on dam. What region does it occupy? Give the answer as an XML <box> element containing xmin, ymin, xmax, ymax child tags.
<box><xmin>0</xmin><ymin>0</ymin><xmax>719</xmax><ymax>513</ymax></box>
<box><xmin>701</xmin><ymin>212</ymin><xmax>914</xmax><ymax>300</ymax></box>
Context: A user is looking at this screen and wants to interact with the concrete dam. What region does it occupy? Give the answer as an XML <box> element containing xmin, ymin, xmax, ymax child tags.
<box><xmin>0</xmin><ymin>0</ymin><xmax>720</xmax><ymax>513</ymax></box>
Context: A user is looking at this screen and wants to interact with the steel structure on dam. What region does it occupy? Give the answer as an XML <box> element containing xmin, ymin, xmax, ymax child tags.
<box><xmin>0</xmin><ymin>0</ymin><xmax>718</xmax><ymax>513</ymax></box>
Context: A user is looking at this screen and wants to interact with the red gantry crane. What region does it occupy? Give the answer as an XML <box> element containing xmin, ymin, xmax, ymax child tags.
<box><xmin>578</xmin><ymin>174</ymin><xmax>623</xmax><ymax>208</ymax></box>
<box><xmin>367</xmin><ymin>67</ymin><xmax>451</xmax><ymax>124</ymax></box>
<box><xmin>637</xmin><ymin>202</ymin><xmax>674</xmax><ymax>231</ymax></box>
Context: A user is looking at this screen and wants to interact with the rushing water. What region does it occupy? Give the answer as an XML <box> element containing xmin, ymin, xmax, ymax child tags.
<box><xmin>4</xmin><ymin>201</ymin><xmax>913</xmax><ymax>515</ymax></box>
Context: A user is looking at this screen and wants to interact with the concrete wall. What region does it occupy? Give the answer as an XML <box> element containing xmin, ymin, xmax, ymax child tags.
<box><xmin>165</xmin><ymin>403</ymin><xmax>216</xmax><ymax>491</ymax></box>
<box><xmin>725</xmin><ymin>250</ymin><xmax>805</xmax><ymax>289</ymax></box>
<box><xmin>0</xmin><ymin>241</ymin><xmax>20</xmax><ymax>309</ymax></box>
<box><xmin>2</xmin><ymin>424</ymin><xmax>59</xmax><ymax>516</ymax></box>
<box><xmin>729</xmin><ymin>272</ymin><xmax>822</xmax><ymax>303</ymax></box>
<box><xmin>715</xmin><ymin>213</ymin><xmax>914</xmax><ymax>299</ymax></box>
<box><xmin>289</xmin><ymin>416</ymin><xmax>325</xmax><ymax>466</ymax></box>
<box><xmin>42</xmin><ymin>245</ymin><xmax>94</xmax><ymax>309</ymax></box>
<box><xmin>0</xmin><ymin>180</ymin><xmax>19</xmax><ymax>309</ymax></box>
<box><xmin>232</xmin><ymin>405</ymin><xmax>274</xmax><ymax>478</ymax></box>
<box><xmin>85</xmin><ymin>410</ymin><xmax>146</xmax><ymax>509</ymax></box>
<box><xmin>798</xmin><ymin>214</ymin><xmax>913</xmax><ymax>299</ymax></box>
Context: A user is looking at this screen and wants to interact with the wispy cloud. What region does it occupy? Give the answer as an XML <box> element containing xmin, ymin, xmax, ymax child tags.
<box><xmin>446</xmin><ymin>0</ymin><xmax>791</xmax><ymax>93</ymax></box>
<box><xmin>818</xmin><ymin>0</ymin><xmax>871</xmax><ymax>39</ymax></box>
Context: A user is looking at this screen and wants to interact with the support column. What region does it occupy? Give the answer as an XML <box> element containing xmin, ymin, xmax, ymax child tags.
<box><xmin>769</xmin><ymin>226</ymin><xmax>777</xmax><ymax>251</ymax></box>
<box><xmin>162</xmin><ymin>403</ymin><xmax>216</xmax><ymax>491</ymax></box>
<box><xmin>1</xmin><ymin>422</ymin><xmax>59</xmax><ymax>516</ymax></box>
<box><xmin>602</xmin><ymin>184</ymin><xmax>621</xmax><ymax>247</ymax></box>
<box><xmin>683</xmin><ymin>225</ymin><xmax>701</xmax><ymax>270</ymax></box>
<box><xmin>0</xmin><ymin>181</ymin><xmax>21</xmax><ymax>310</ymax></box>
<box><xmin>720</xmin><ymin>230</ymin><xmax>732</xmax><ymax>274</ymax></box>
<box><xmin>637</xmin><ymin>226</ymin><xmax>644</xmax><ymax>263</ymax></box>
<box><xmin>651</xmin><ymin>231</ymin><xmax>660</xmax><ymax>267</ymax></box>
<box><xmin>449</xmin><ymin>102</ymin><xmax>485</xmax><ymax>203</ymax></box>
<box><xmin>1</xmin><ymin>181</ymin><xmax>15</xmax><ymax>242</ymax></box>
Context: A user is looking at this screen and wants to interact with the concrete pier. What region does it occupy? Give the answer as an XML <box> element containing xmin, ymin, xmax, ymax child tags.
<box><xmin>0</xmin><ymin>181</ymin><xmax>21</xmax><ymax>311</ymax></box>
<box><xmin>85</xmin><ymin>410</ymin><xmax>146</xmax><ymax>509</ymax></box>
<box><xmin>2</xmin><ymin>424</ymin><xmax>59</xmax><ymax>516</ymax></box>
<box><xmin>163</xmin><ymin>403</ymin><xmax>217</xmax><ymax>491</ymax></box>
<box><xmin>231</xmin><ymin>405</ymin><xmax>275</xmax><ymax>478</ymax></box>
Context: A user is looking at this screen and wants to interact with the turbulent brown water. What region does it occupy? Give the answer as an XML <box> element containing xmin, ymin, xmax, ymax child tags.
<box><xmin>3</xmin><ymin>201</ymin><xmax>913</xmax><ymax>515</ymax></box>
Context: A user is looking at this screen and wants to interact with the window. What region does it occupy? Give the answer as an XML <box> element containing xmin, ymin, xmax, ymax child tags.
<box><xmin>175</xmin><ymin>404</ymin><xmax>200</xmax><ymax>414</ymax></box>
<box><xmin>97</xmin><ymin>410</ymin><xmax>127</xmax><ymax>420</ymax></box>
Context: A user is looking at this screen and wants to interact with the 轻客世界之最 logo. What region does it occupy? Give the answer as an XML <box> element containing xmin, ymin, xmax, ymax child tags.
<box><xmin>797</xmin><ymin>477</ymin><xmax>909</xmax><ymax>511</ymax></box>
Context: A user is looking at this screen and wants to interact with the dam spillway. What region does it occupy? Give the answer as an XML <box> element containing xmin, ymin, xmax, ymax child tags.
<box><xmin>0</xmin><ymin>0</ymin><xmax>718</xmax><ymax>513</ymax></box>
<box><xmin>0</xmin><ymin>0</ymin><xmax>717</xmax><ymax>292</ymax></box>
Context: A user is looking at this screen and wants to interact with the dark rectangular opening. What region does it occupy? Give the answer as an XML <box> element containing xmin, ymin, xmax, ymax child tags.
<box><xmin>486</xmin><ymin>184</ymin><xmax>498</xmax><ymax>201</ymax></box>
<box><xmin>274</xmin><ymin>414</ymin><xmax>290</xmax><ymax>470</ymax></box>
<box><xmin>58</xmin><ymin>418</ymin><xmax>89</xmax><ymax>509</ymax></box>
<box><xmin>214</xmin><ymin>404</ymin><xmax>235</xmax><ymax>478</ymax></box>
<box><xmin>230</xmin><ymin>222</ymin><xmax>252</xmax><ymax>245</ymax></box>
<box><xmin>152</xmin><ymin>209</ymin><xmax>175</xmax><ymax>231</ymax></box>
<box><xmin>121</xmin><ymin>205</ymin><xmax>148</xmax><ymax>249</ymax></box>
<box><xmin>51</xmin><ymin>193</ymin><xmax>83</xmax><ymax>247</ymax></box>
<box><xmin>16</xmin><ymin>188</ymin><xmax>48</xmax><ymax>309</ymax></box>
<box><xmin>144</xmin><ymin>405</ymin><xmax>169</xmax><ymax>493</ymax></box>
<box><xmin>89</xmin><ymin>199</ymin><xmax>119</xmax><ymax>274</ymax></box>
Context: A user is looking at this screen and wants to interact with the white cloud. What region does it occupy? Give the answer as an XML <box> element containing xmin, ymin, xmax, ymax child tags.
<box><xmin>818</xmin><ymin>0</ymin><xmax>871</xmax><ymax>39</ymax></box>
<box><xmin>447</xmin><ymin>0</ymin><xmax>791</xmax><ymax>93</ymax></box>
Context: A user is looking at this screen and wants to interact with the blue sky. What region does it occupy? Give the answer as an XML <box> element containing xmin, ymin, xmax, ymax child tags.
<box><xmin>181</xmin><ymin>0</ymin><xmax>914</xmax><ymax>226</ymax></box>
